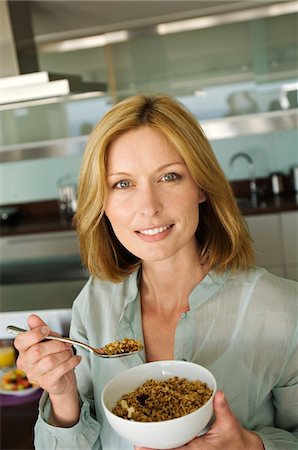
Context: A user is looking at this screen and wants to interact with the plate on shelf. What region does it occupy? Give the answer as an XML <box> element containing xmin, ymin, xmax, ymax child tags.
<box><xmin>0</xmin><ymin>385</ymin><xmax>40</xmax><ymax>396</ymax></box>
<box><xmin>0</xmin><ymin>368</ymin><xmax>40</xmax><ymax>396</ymax></box>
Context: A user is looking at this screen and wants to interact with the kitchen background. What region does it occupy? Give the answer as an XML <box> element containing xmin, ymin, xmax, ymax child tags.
<box><xmin>0</xmin><ymin>0</ymin><xmax>297</xmax><ymax>324</ymax></box>
<box><xmin>0</xmin><ymin>2</ymin><xmax>297</xmax><ymax>447</ymax></box>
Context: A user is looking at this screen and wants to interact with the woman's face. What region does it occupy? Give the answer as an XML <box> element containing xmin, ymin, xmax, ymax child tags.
<box><xmin>105</xmin><ymin>126</ymin><xmax>205</xmax><ymax>263</ymax></box>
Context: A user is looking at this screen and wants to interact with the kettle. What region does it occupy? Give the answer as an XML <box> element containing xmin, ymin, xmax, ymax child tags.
<box><xmin>270</xmin><ymin>172</ymin><xmax>285</xmax><ymax>195</ymax></box>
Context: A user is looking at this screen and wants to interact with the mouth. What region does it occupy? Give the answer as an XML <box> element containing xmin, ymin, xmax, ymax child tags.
<box><xmin>136</xmin><ymin>224</ymin><xmax>173</xmax><ymax>236</ymax></box>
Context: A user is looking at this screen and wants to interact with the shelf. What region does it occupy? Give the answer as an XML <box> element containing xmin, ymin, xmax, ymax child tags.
<box><xmin>0</xmin><ymin>108</ymin><xmax>297</xmax><ymax>162</ymax></box>
<box><xmin>201</xmin><ymin>108</ymin><xmax>298</xmax><ymax>140</ymax></box>
<box><xmin>0</xmin><ymin>135</ymin><xmax>88</xmax><ymax>162</ymax></box>
<box><xmin>0</xmin><ymin>90</ymin><xmax>107</xmax><ymax>111</ymax></box>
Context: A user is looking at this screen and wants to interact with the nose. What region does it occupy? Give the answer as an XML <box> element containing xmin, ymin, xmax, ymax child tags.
<box><xmin>137</xmin><ymin>184</ymin><xmax>162</xmax><ymax>216</ymax></box>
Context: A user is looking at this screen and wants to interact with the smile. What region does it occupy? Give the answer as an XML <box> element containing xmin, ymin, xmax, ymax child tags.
<box><xmin>138</xmin><ymin>225</ymin><xmax>171</xmax><ymax>236</ymax></box>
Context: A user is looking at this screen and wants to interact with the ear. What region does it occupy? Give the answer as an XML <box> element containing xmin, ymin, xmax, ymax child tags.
<box><xmin>198</xmin><ymin>188</ymin><xmax>206</xmax><ymax>204</ymax></box>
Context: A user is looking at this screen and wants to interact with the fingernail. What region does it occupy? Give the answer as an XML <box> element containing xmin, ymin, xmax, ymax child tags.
<box><xmin>41</xmin><ymin>326</ymin><xmax>49</xmax><ymax>335</ymax></box>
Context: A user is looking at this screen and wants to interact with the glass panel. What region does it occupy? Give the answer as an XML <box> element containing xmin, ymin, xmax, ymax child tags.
<box><xmin>0</xmin><ymin>95</ymin><xmax>112</xmax><ymax>146</ymax></box>
<box><xmin>108</xmin><ymin>13</ymin><xmax>297</xmax><ymax>117</ymax></box>
<box><xmin>38</xmin><ymin>46</ymin><xmax>108</xmax><ymax>84</ymax></box>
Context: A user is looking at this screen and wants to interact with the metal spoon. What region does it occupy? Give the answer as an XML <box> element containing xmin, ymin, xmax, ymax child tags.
<box><xmin>6</xmin><ymin>325</ymin><xmax>142</xmax><ymax>358</ymax></box>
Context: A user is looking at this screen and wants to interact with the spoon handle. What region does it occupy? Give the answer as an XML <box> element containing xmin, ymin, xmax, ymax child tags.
<box><xmin>6</xmin><ymin>325</ymin><xmax>139</xmax><ymax>358</ymax></box>
<box><xmin>6</xmin><ymin>325</ymin><xmax>83</xmax><ymax>348</ymax></box>
<box><xmin>7</xmin><ymin>325</ymin><xmax>31</xmax><ymax>335</ymax></box>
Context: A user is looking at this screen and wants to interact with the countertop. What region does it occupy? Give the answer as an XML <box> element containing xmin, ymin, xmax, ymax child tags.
<box><xmin>237</xmin><ymin>193</ymin><xmax>298</xmax><ymax>216</ymax></box>
<box><xmin>1</xmin><ymin>200</ymin><xmax>73</xmax><ymax>237</ymax></box>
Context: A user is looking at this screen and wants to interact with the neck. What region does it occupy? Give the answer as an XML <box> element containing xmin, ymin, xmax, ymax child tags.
<box><xmin>140</xmin><ymin>252</ymin><xmax>209</xmax><ymax>314</ymax></box>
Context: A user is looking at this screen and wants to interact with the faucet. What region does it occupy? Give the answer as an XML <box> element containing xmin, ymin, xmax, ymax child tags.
<box><xmin>229</xmin><ymin>152</ymin><xmax>257</xmax><ymax>206</ymax></box>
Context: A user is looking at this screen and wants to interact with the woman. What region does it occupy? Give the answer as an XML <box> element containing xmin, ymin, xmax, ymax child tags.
<box><xmin>14</xmin><ymin>94</ymin><xmax>297</xmax><ymax>450</ymax></box>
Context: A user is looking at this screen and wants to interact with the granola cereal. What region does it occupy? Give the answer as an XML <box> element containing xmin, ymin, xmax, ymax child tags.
<box><xmin>112</xmin><ymin>376</ymin><xmax>213</xmax><ymax>422</ymax></box>
<box><xmin>102</xmin><ymin>338</ymin><xmax>143</xmax><ymax>355</ymax></box>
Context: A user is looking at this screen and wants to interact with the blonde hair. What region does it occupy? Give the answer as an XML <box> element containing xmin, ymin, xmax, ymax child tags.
<box><xmin>75</xmin><ymin>94</ymin><xmax>255</xmax><ymax>282</ymax></box>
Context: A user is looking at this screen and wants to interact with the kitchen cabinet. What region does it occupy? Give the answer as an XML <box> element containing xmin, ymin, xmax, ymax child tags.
<box><xmin>1</xmin><ymin>8</ymin><xmax>297</xmax><ymax>161</ymax></box>
<box><xmin>0</xmin><ymin>230</ymin><xmax>79</xmax><ymax>262</ymax></box>
<box><xmin>2</xmin><ymin>6</ymin><xmax>298</xmax><ymax>178</ymax></box>
<box><xmin>1</xmin><ymin>280</ymin><xmax>85</xmax><ymax>313</ymax></box>
<box><xmin>0</xmin><ymin>230</ymin><xmax>88</xmax><ymax>313</ymax></box>
<box><xmin>244</xmin><ymin>211</ymin><xmax>298</xmax><ymax>281</ymax></box>
<box><xmin>245</xmin><ymin>213</ymin><xmax>285</xmax><ymax>277</ymax></box>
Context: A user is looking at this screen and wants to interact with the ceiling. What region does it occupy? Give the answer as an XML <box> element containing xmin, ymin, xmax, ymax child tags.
<box><xmin>29</xmin><ymin>0</ymin><xmax>290</xmax><ymax>42</ymax></box>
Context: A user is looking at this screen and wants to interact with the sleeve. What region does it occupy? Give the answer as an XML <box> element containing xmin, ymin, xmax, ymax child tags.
<box><xmin>34</xmin><ymin>280</ymin><xmax>102</xmax><ymax>450</ymax></box>
<box><xmin>255</xmin><ymin>320</ymin><xmax>298</xmax><ymax>450</ymax></box>
<box><xmin>34</xmin><ymin>391</ymin><xmax>101</xmax><ymax>450</ymax></box>
<box><xmin>255</xmin><ymin>428</ymin><xmax>298</xmax><ymax>450</ymax></box>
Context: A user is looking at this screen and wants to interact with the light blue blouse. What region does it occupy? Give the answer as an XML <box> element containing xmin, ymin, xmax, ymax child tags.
<box><xmin>35</xmin><ymin>267</ymin><xmax>298</xmax><ymax>450</ymax></box>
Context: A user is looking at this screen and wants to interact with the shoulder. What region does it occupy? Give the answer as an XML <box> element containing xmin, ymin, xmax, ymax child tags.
<box><xmin>231</xmin><ymin>268</ymin><xmax>297</xmax><ymax>338</ymax></box>
<box><xmin>224</xmin><ymin>267</ymin><xmax>297</xmax><ymax>329</ymax></box>
<box><xmin>251</xmin><ymin>267</ymin><xmax>297</xmax><ymax>306</ymax></box>
<box><xmin>229</xmin><ymin>267</ymin><xmax>297</xmax><ymax>302</ymax></box>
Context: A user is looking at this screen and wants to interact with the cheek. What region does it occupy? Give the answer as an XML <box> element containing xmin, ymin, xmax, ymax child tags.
<box><xmin>178</xmin><ymin>187</ymin><xmax>202</xmax><ymax>212</ymax></box>
<box><xmin>105</xmin><ymin>198</ymin><xmax>125</xmax><ymax>224</ymax></box>
<box><xmin>190</xmin><ymin>204</ymin><xmax>200</xmax><ymax>228</ymax></box>
<box><xmin>105</xmin><ymin>201</ymin><xmax>133</xmax><ymax>244</ymax></box>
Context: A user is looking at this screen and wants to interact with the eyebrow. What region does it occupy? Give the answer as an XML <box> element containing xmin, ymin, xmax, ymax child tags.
<box><xmin>107</xmin><ymin>161</ymin><xmax>185</xmax><ymax>178</ymax></box>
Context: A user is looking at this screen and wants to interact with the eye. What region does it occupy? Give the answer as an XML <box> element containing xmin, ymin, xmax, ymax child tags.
<box><xmin>161</xmin><ymin>172</ymin><xmax>181</xmax><ymax>182</ymax></box>
<box><xmin>113</xmin><ymin>180</ymin><xmax>131</xmax><ymax>189</ymax></box>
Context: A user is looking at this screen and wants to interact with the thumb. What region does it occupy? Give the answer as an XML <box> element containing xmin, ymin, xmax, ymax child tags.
<box><xmin>27</xmin><ymin>314</ymin><xmax>62</xmax><ymax>337</ymax></box>
<box><xmin>212</xmin><ymin>391</ymin><xmax>238</xmax><ymax>431</ymax></box>
<box><xmin>27</xmin><ymin>314</ymin><xmax>47</xmax><ymax>330</ymax></box>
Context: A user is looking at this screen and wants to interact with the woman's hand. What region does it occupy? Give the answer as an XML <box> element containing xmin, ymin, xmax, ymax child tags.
<box><xmin>14</xmin><ymin>314</ymin><xmax>81</xmax><ymax>398</ymax></box>
<box><xmin>135</xmin><ymin>391</ymin><xmax>264</xmax><ymax>450</ymax></box>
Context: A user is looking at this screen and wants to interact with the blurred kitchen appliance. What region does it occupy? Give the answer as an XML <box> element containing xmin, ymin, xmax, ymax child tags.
<box><xmin>0</xmin><ymin>206</ymin><xmax>20</xmax><ymax>224</ymax></box>
<box><xmin>226</xmin><ymin>91</ymin><xmax>259</xmax><ymax>115</ymax></box>
<box><xmin>270</xmin><ymin>172</ymin><xmax>285</xmax><ymax>195</ymax></box>
<box><xmin>58</xmin><ymin>175</ymin><xmax>77</xmax><ymax>224</ymax></box>
<box><xmin>290</xmin><ymin>166</ymin><xmax>298</xmax><ymax>192</ymax></box>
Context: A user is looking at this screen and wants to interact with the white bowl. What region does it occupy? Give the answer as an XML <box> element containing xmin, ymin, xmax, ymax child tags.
<box><xmin>101</xmin><ymin>360</ymin><xmax>217</xmax><ymax>449</ymax></box>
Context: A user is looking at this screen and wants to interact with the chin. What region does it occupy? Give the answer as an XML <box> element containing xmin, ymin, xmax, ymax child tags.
<box><xmin>135</xmin><ymin>248</ymin><xmax>176</xmax><ymax>263</ymax></box>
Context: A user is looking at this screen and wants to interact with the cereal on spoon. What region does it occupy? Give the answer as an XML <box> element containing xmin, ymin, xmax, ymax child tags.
<box><xmin>102</xmin><ymin>338</ymin><xmax>143</xmax><ymax>355</ymax></box>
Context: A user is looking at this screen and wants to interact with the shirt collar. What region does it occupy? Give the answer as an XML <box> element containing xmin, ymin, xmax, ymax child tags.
<box><xmin>188</xmin><ymin>270</ymin><xmax>230</xmax><ymax>311</ymax></box>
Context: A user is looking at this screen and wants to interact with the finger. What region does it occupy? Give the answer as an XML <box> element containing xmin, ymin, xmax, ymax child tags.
<box><xmin>27</xmin><ymin>314</ymin><xmax>47</xmax><ymax>330</ymax></box>
<box><xmin>31</xmin><ymin>349</ymin><xmax>75</xmax><ymax>378</ymax></box>
<box><xmin>38</xmin><ymin>354</ymin><xmax>81</xmax><ymax>388</ymax></box>
<box><xmin>14</xmin><ymin>325</ymin><xmax>50</xmax><ymax>352</ymax></box>
<box><xmin>28</xmin><ymin>314</ymin><xmax>61</xmax><ymax>338</ymax></box>
<box><xmin>17</xmin><ymin>340</ymin><xmax>73</xmax><ymax>372</ymax></box>
<box><xmin>212</xmin><ymin>390</ymin><xmax>239</xmax><ymax>431</ymax></box>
